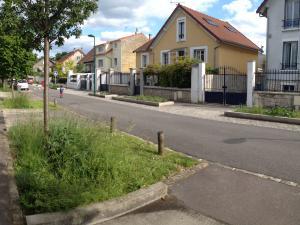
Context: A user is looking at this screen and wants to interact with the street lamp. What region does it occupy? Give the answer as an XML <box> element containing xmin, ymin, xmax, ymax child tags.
<box><xmin>88</xmin><ymin>34</ymin><xmax>96</xmax><ymax>96</ymax></box>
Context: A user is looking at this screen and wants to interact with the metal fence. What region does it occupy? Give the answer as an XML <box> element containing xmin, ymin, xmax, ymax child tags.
<box><xmin>110</xmin><ymin>72</ymin><xmax>130</xmax><ymax>85</ymax></box>
<box><xmin>144</xmin><ymin>74</ymin><xmax>159</xmax><ymax>86</ymax></box>
<box><xmin>255</xmin><ymin>69</ymin><xmax>300</xmax><ymax>93</ymax></box>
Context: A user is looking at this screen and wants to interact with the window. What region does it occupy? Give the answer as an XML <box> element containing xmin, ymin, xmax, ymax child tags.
<box><xmin>203</xmin><ymin>18</ymin><xmax>218</xmax><ymax>27</ymax></box>
<box><xmin>282</xmin><ymin>41</ymin><xmax>298</xmax><ymax>69</ymax></box>
<box><xmin>141</xmin><ymin>53</ymin><xmax>149</xmax><ymax>68</ymax></box>
<box><xmin>177</xmin><ymin>17</ymin><xmax>186</xmax><ymax>41</ymax></box>
<box><xmin>190</xmin><ymin>46</ymin><xmax>208</xmax><ymax>62</ymax></box>
<box><xmin>161</xmin><ymin>51</ymin><xmax>170</xmax><ymax>65</ymax></box>
<box><xmin>98</xmin><ymin>59</ymin><xmax>104</xmax><ymax>68</ymax></box>
<box><xmin>70</xmin><ymin>75</ymin><xmax>77</xmax><ymax>83</ymax></box>
<box><xmin>114</xmin><ymin>58</ymin><xmax>118</xmax><ymax>66</ymax></box>
<box><xmin>284</xmin><ymin>0</ymin><xmax>300</xmax><ymax>28</ymax></box>
<box><xmin>225</xmin><ymin>25</ymin><xmax>237</xmax><ymax>33</ymax></box>
<box><xmin>114</xmin><ymin>43</ymin><xmax>118</xmax><ymax>48</ymax></box>
<box><xmin>76</xmin><ymin>56</ymin><xmax>81</xmax><ymax>61</ymax></box>
<box><xmin>177</xmin><ymin>50</ymin><xmax>185</xmax><ymax>57</ymax></box>
<box><xmin>98</xmin><ymin>46</ymin><xmax>104</xmax><ymax>52</ymax></box>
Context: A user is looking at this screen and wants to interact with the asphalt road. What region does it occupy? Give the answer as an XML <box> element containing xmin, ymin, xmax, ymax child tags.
<box><xmin>34</xmin><ymin>88</ymin><xmax>300</xmax><ymax>184</ymax></box>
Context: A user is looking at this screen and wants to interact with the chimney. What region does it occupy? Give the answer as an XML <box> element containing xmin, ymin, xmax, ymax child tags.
<box><xmin>135</xmin><ymin>28</ymin><xmax>138</xmax><ymax>35</ymax></box>
<box><xmin>148</xmin><ymin>34</ymin><xmax>152</xmax><ymax>40</ymax></box>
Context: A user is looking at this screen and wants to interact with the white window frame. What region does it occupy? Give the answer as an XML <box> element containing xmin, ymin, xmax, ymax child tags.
<box><xmin>160</xmin><ymin>50</ymin><xmax>171</xmax><ymax>65</ymax></box>
<box><xmin>176</xmin><ymin>17</ymin><xmax>186</xmax><ymax>42</ymax></box>
<box><xmin>190</xmin><ymin>46</ymin><xmax>208</xmax><ymax>63</ymax></box>
<box><xmin>141</xmin><ymin>53</ymin><xmax>149</xmax><ymax>68</ymax></box>
<box><xmin>98</xmin><ymin>59</ymin><xmax>104</xmax><ymax>68</ymax></box>
<box><xmin>282</xmin><ymin>38</ymin><xmax>299</xmax><ymax>70</ymax></box>
<box><xmin>281</xmin><ymin>81</ymin><xmax>296</xmax><ymax>91</ymax></box>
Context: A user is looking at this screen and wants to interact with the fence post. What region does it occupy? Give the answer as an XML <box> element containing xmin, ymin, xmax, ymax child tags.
<box><xmin>191</xmin><ymin>63</ymin><xmax>205</xmax><ymax>103</ymax></box>
<box><xmin>96</xmin><ymin>68</ymin><xmax>101</xmax><ymax>92</ymax></box>
<box><xmin>108</xmin><ymin>69</ymin><xmax>113</xmax><ymax>93</ymax></box>
<box><xmin>140</xmin><ymin>69</ymin><xmax>144</xmax><ymax>96</ymax></box>
<box><xmin>157</xmin><ymin>131</ymin><xmax>165</xmax><ymax>156</ymax></box>
<box><xmin>86</xmin><ymin>74</ymin><xmax>90</xmax><ymax>91</ymax></box>
<box><xmin>247</xmin><ymin>61</ymin><xmax>256</xmax><ymax>107</ymax></box>
<box><xmin>129</xmin><ymin>68</ymin><xmax>135</xmax><ymax>96</ymax></box>
<box><xmin>110</xmin><ymin>117</ymin><xmax>116</xmax><ymax>133</ymax></box>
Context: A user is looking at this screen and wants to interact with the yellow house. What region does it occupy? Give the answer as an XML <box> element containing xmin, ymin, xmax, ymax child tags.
<box><xmin>135</xmin><ymin>4</ymin><xmax>259</xmax><ymax>73</ymax></box>
<box><xmin>56</xmin><ymin>49</ymin><xmax>85</xmax><ymax>72</ymax></box>
<box><xmin>80</xmin><ymin>33</ymin><xmax>149</xmax><ymax>73</ymax></box>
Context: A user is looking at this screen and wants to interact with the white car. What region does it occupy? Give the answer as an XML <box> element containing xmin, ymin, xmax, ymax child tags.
<box><xmin>17</xmin><ymin>80</ymin><xmax>29</xmax><ymax>91</ymax></box>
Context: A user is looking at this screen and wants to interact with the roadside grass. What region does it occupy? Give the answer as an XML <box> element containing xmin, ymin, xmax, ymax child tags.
<box><xmin>0</xmin><ymin>85</ymin><xmax>11</xmax><ymax>92</ymax></box>
<box><xmin>125</xmin><ymin>95</ymin><xmax>168</xmax><ymax>103</ymax></box>
<box><xmin>0</xmin><ymin>93</ymin><xmax>57</xmax><ymax>109</ymax></box>
<box><xmin>9</xmin><ymin>115</ymin><xmax>197</xmax><ymax>215</ymax></box>
<box><xmin>235</xmin><ymin>106</ymin><xmax>300</xmax><ymax>118</ymax></box>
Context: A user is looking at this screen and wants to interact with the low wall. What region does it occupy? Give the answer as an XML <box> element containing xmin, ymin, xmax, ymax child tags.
<box><xmin>109</xmin><ymin>84</ymin><xmax>129</xmax><ymax>95</ymax></box>
<box><xmin>144</xmin><ymin>86</ymin><xmax>191</xmax><ymax>103</ymax></box>
<box><xmin>254</xmin><ymin>91</ymin><xmax>300</xmax><ymax>108</ymax></box>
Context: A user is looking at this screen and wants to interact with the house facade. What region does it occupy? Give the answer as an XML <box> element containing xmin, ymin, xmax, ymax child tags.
<box><xmin>80</xmin><ymin>33</ymin><xmax>149</xmax><ymax>73</ymax></box>
<box><xmin>32</xmin><ymin>58</ymin><xmax>55</xmax><ymax>74</ymax></box>
<box><xmin>56</xmin><ymin>49</ymin><xmax>85</xmax><ymax>72</ymax></box>
<box><xmin>135</xmin><ymin>4</ymin><xmax>259</xmax><ymax>73</ymax></box>
<box><xmin>257</xmin><ymin>0</ymin><xmax>300</xmax><ymax>70</ymax></box>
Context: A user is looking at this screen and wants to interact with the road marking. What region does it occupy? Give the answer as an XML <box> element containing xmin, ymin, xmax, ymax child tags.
<box><xmin>206</xmin><ymin>160</ymin><xmax>299</xmax><ymax>188</ymax></box>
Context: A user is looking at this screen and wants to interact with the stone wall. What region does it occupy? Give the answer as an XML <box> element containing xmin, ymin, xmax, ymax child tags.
<box><xmin>109</xmin><ymin>84</ymin><xmax>129</xmax><ymax>95</ymax></box>
<box><xmin>254</xmin><ymin>91</ymin><xmax>300</xmax><ymax>108</ymax></box>
<box><xmin>144</xmin><ymin>86</ymin><xmax>191</xmax><ymax>103</ymax></box>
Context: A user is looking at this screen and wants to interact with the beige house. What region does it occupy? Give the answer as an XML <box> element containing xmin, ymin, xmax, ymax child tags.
<box><xmin>80</xmin><ymin>33</ymin><xmax>149</xmax><ymax>73</ymax></box>
<box><xmin>32</xmin><ymin>58</ymin><xmax>55</xmax><ymax>74</ymax></box>
<box><xmin>135</xmin><ymin>4</ymin><xmax>259</xmax><ymax>73</ymax></box>
<box><xmin>56</xmin><ymin>49</ymin><xmax>85</xmax><ymax>72</ymax></box>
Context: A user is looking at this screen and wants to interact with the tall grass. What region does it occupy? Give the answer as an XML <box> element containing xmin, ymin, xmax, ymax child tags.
<box><xmin>9</xmin><ymin>116</ymin><xmax>196</xmax><ymax>215</ymax></box>
<box><xmin>2</xmin><ymin>94</ymin><xmax>31</xmax><ymax>108</ymax></box>
<box><xmin>235</xmin><ymin>106</ymin><xmax>300</xmax><ymax>118</ymax></box>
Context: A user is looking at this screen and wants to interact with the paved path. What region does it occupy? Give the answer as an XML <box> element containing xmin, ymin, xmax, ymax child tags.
<box><xmin>0</xmin><ymin>112</ymin><xmax>13</xmax><ymax>225</ymax></box>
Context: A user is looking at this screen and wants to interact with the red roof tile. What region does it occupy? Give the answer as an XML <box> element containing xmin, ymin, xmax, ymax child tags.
<box><xmin>56</xmin><ymin>49</ymin><xmax>85</xmax><ymax>64</ymax></box>
<box><xmin>134</xmin><ymin>39</ymin><xmax>154</xmax><ymax>53</ymax></box>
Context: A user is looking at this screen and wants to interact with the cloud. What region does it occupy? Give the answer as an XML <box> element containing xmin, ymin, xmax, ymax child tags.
<box><xmin>222</xmin><ymin>0</ymin><xmax>267</xmax><ymax>50</ymax></box>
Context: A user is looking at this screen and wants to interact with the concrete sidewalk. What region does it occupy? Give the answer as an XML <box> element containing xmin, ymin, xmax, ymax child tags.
<box><xmin>99</xmin><ymin>196</ymin><xmax>227</xmax><ymax>225</ymax></box>
<box><xmin>171</xmin><ymin>164</ymin><xmax>300</xmax><ymax>225</ymax></box>
<box><xmin>0</xmin><ymin>112</ymin><xmax>13</xmax><ymax>225</ymax></box>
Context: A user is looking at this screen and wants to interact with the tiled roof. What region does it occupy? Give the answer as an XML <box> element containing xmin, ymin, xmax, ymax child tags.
<box><xmin>139</xmin><ymin>4</ymin><xmax>259</xmax><ymax>52</ymax></box>
<box><xmin>134</xmin><ymin>39</ymin><xmax>154</xmax><ymax>53</ymax></box>
<box><xmin>79</xmin><ymin>47</ymin><xmax>112</xmax><ymax>64</ymax></box>
<box><xmin>109</xmin><ymin>33</ymin><xmax>146</xmax><ymax>43</ymax></box>
<box><xmin>56</xmin><ymin>49</ymin><xmax>85</xmax><ymax>64</ymax></box>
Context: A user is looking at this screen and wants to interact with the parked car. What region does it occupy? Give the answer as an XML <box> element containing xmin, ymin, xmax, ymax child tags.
<box><xmin>17</xmin><ymin>80</ymin><xmax>29</xmax><ymax>91</ymax></box>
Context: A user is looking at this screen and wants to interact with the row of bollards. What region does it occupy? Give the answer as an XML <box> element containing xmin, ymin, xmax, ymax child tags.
<box><xmin>109</xmin><ymin>116</ymin><xmax>165</xmax><ymax>156</ymax></box>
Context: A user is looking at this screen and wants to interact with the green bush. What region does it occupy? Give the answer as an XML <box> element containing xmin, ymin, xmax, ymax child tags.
<box><xmin>49</xmin><ymin>83</ymin><xmax>59</xmax><ymax>90</ymax></box>
<box><xmin>9</xmin><ymin>116</ymin><xmax>196</xmax><ymax>214</ymax></box>
<box><xmin>144</xmin><ymin>58</ymin><xmax>198</xmax><ymax>88</ymax></box>
<box><xmin>127</xmin><ymin>95</ymin><xmax>168</xmax><ymax>103</ymax></box>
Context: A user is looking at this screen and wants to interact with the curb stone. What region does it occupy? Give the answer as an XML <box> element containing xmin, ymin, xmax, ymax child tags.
<box><xmin>224</xmin><ymin>111</ymin><xmax>300</xmax><ymax>125</ymax></box>
<box><xmin>112</xmin><ymin>96</ymin><xmax>174</xmax><ymax>107</ymax></box>
<box><xmin>26</xmin><ymin>182</ymin><xmax>168</xmax><ymax>225</ymax></box>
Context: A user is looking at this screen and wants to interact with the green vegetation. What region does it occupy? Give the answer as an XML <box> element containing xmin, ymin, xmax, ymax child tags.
<box><xmin>144</xmin><ymin>58</ymin><xmax>199</xmax><ymax>88</ymax></box>
<box><xmin>235</xmin><ymin>106</ymin><xmax>300</xmax><ymax>118</ymax></box>
<box><xmin>0</xmin><ymin>94</ymin><xmax>56</xmax><ymax>109</ymax></box>
<box><xmin>0</xmin><ymin>85</ymin><xmax>11</xmax><ymax>92</ymax></box>
<box><xmin>49</xmin><ymin>83</ymin><xmax>59</xmax><ymax>90</ymax></box>
<box><xmin>126</xmin><ymin>95</ymin><xmax>168</xmax><ymax>103</ymax></box>
<box><xmin>9</xmin><ymin>116</ymin><xmax>197</xmax><ymax>214</ymax></box>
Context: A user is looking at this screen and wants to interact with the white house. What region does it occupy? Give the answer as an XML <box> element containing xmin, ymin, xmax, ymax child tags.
<box><xmin>257</xmin><ymin>0</ymin><xmax>300</xmax><ymax>70</ymax></box>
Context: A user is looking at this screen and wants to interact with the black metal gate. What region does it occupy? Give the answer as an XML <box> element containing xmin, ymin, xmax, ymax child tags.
<box><xmin>134</xmin><ymin>73</ymin><xmax>140</xmax><ymax>95</ymax></box>
<box><xmin>100</xmin><ymin>73</ymin><xmax>108</xmax><ymax>92</ymax></box>
<box><xmin>80</xmin><ymin>75</ymin><xmax>87</xmax><ymax>90</ymax></box>
<box><xmin>205</xmin><ymin>66</ymin><xmax>247</xmax><ymax>105</ymax></box>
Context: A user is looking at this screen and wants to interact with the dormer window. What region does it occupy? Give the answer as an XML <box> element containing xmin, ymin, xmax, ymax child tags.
<box><xmin>284</xmin><ymin>0</ymin><xmax>300</xmax><ymax>29</ymax></box>
<box><xmin>177</xmin><ymin>17</ymin><xmax>186</xmax><ymax>42</ymax></box>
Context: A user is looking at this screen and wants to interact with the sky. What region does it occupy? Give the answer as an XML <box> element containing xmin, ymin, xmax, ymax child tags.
<box><xmin>49</xmin><ymin>0</ymin><xmax>267</xmax><ymax>57</ymax></box>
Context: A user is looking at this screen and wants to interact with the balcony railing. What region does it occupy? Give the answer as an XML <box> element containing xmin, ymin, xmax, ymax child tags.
<box><xmin>283</xmin><ymin>18</ymin><xmax>300</xmax><ymax>29</ymax></box>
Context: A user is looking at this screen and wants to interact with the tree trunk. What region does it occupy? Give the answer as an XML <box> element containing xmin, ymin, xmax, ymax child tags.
<box><xmin>43</xmin><ymin>37</ymin><xmax>49</xmax><ymax>134</ymax></box>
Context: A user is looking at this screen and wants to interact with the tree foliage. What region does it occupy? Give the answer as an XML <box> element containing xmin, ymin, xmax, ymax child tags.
<box><xmin>0</xmin><ymin>0</ymin><xmax>36</xmax><ymax>82</ymax></box>
<box><xmin>55</xmin><ymin>52</ymin><xmax>68</xmax><ymax>61</ymax></box>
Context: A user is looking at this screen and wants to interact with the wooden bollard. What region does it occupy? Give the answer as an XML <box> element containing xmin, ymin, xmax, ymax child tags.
<box><xmin>158</xmin><ymin>131</ymin><xmax>165</xmax><ymax>155</ymax></box>
<box><xmin>110</xmin><ymin>117</ymin><xmax>116</xmax><ymax>133</ymax></box>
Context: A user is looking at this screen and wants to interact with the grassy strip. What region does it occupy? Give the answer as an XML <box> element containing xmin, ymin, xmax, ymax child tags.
<box><xmin>125</xmin><ymin>95</ymin><xmax>168</xmax><ymax>103</ymax></box>
<box><xmin>9</xmin><ymin>116</ymin><xmax>197</xmax><ymax>215</ymax></box>
<box><xmin>0</xmin><ymin>86</ymin><xmax>11</xmax><ymax>92</ymax></box>
<box><xmin>0</xmin><ymin>94</ymin><xmax>56</xmax><ymax>109</ymax></box>
<box><xmin>235</xmin><ymin>106</ymin><xmax>300</xmax><ymax>118</ymax></box>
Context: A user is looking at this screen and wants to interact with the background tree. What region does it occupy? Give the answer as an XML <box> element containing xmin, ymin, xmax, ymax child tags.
<box><xmin>0</xmin><ymin>0</ymin><xmax>35</xmax><ymax>87</ymax></box>
<box><xmin>14</xmin><ymin>0</ymin><xmax>98</xmax><ymax>133</ymax></box>
<box><xmin>55</xmin><ymin>52</ymin><xmax>69</xmax><ymax>61</ymax></box>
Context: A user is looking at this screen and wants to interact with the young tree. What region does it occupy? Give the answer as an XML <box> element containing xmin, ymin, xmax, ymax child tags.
<box><xmin>14</xmin><ymin>0</ymin><xmax>98</xmax><ymax>133</ymax></box>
